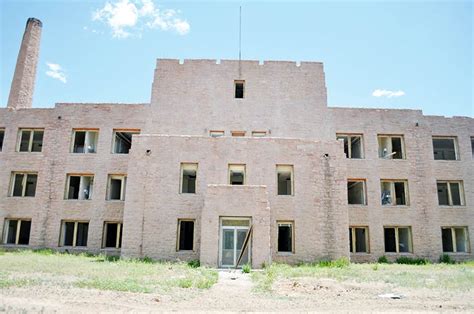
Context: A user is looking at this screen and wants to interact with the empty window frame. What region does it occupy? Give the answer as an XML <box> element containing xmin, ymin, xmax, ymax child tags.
<box><xmin>180</xmin><ymin>163</ymin><xmax>197</xmax><ymax>194</ymax></box>
<box><xmin>103</xmin><ymin>222</ymin><xmax>122</xmax><ymax>249</ymax></box>
<box><xmin>277</xmin><ymin>165</ymin><xmax>294</xmax><ymax>196</ymax></box>
<box><xmin>10</xmin><ymin>172</ymin><xmax>38</xmax><ymax>197</ymax></box>
<box><xmin>229</xmin><ymin>164</ymin><xmax>246</xmax><ymax>185</ymax></box>
<box><xmin>437</xmin><ymin>181</ymin><xmax>465</xmax><ymax>206</ymax></box>
<box><xmin>433</xmin><ymin>137</ymin><xmax>458</xmax><ymax>160</ymax></box>
<box><xmin>177</xmin><ymin>219</ymin><xmax>194</xmax><ymax>251</ymax></box>
<box><xmin>384</xmin><ymin>226</ymin><xmax>412</xmax><ymax>253</ymax></box>
<box><xmin>349</xmin><ymin>227</ymin><xmax>369</xmax><ymax>253</ymax></box>
<box><xmin>66</xmin><ymin>175</ymin><xmax>94</xmax><ymax>200</ymax></box>
<box><xmin>381</xmin><ymin>180</ymin><xmax>408</xmax><ymax>206</ymax></box>
<box><xmin>2</xmin><ymin>219</ymin><xmax>31</xmax><ymax>245</ymax></box>
<box><xmin>277</xmin><ymin>221</ymin><xmax>294</xmax><ymax>253</ymax></box>
<box><xmin>60</xmin><ymin>221</ymin><xmax>89</xmax><ymax>247</ymax></box>
<box><xmin>251</xmin><ymin>131</ymin><xmax>266</xmax><ymax>137</ymax></box>
<box><xmin>442</xmin><ymin>227</ymin><xmax>469</xmax><ymax>253</ymax></box>
<box><xmin>337</xmin><ymin>134</ymin><xmax>363</xmax><ymax>158</ymax></box>
<box><xmin>17</xmin><ymin>128</ymin><xmax>44</xmax><ymax>152</ymax></box>
<box><xmin>347</xmin><ymin>180</ymin><xmax>366</xmax><ymax>205</ymax></box>
<box><xmin>210</xmin><ymin>130</ymin><xmax>225</xmax><ymax>137</ymax></box>
<box><xmin>0</xmin><ymin>128</ymin><xmax>4</xmax><ymax>151</ymax></box>
<box><xmin>471</xmin><ymin>137</ymin><xmax>474</xmax><ymax>158</ymax></box>
<box><xmin>107</xmin><ymin>175</ymin><xmax>126</xmax><ymax>201</ymax></box>
<box><xmin>113</xmin><ymin>130</ymin><xmax>140</xmax><ymax>154</ymax></box>
<box><xmin>234</xmin><ymin>80</ymin><xmax>245</xmax><ymax>98</ymax></box>
<box><xmin>71</xmin><ymin>129</ymin><xmax>98</xmax><ymax>153</ymax></box>
<box><xmin>378</xmin><ymin>135</ymin><xmax>405</xmax><ymax>159</ymax></box>
<box><xmin>231</xmin><ymin>131</ymin><xmax>246</xmax><ymax>137</ymax></box>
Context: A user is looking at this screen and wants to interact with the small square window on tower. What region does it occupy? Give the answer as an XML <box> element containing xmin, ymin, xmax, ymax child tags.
<box><xmin>235</xmin><ymin>80</ymin><xmax>245</xmax><ymax>98</ymax></box>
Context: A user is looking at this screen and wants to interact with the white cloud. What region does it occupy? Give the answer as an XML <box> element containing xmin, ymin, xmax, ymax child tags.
<box><xmin>46</xmin><ymin>62</ymin><xmax>67</xmax><ymax>83</ymax></box>
<box><xmin>372</xmin><ymin>89</ymin><xmax>405</xmax><ymax>98</ymax></box>
<box><xmin>93</xmin><ymin>0</ymin><xmax>190</xmax><ymax>39</ymax></box>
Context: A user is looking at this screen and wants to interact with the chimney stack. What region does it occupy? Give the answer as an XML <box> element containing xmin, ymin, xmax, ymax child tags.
<box><xmin>7</xmin><ymin>18</ymin><xmax>42</xmax><ymax>110</ymax></box>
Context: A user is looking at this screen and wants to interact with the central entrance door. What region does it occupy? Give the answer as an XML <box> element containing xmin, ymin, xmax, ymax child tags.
<box><xmin>219</xmin><ymin>218</ymin><xmax>251</xmax><ymax>268</ymax></box>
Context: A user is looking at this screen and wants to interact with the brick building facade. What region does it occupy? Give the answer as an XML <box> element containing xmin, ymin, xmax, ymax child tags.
<box><xmin>1</xmin><ymin>19</ymin><xmax>472</xmax><ymax>267</ymax></box>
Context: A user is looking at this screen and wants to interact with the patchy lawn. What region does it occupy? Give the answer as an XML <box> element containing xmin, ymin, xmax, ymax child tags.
<box><xmin>1</xmin><ymin>251</ymin><xmax>473</xmax><ymax>312</ymax></box>
<box><xmin>0</xmin><ymin>250</ymin><xmax>218</xmax><ymax>293</ymax></box>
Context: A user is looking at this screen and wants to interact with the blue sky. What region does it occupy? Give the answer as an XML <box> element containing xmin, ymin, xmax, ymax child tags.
<box><xmin>1</xmin><ymin>0</ymin><xmax>472</xmax><ymax>117</ymax></box>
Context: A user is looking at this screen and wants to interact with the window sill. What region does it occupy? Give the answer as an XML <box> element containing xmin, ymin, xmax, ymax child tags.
<box><xmin>8</xmin><ymin>196</ymin><xmax>36</xmax><ymax>198</ymax></box>
<box><xmin>384</xmin><ymin>252</ymin><xmax>413</xmax><ymax>255</ymax></box>
<box><xmin>382</xmin><ymin>205</ymin><xmax>410</xmax><ymax>208</ymax></box>
<box><xmin>442</xmin><ymin>252</ymin><xmax>470</xmax><ymax>255</ymax></box>
<box><xmin>433</xmin><ymin>159</ymin><xmax>460</xmax><ymax>162</ymax></box>
<box><xmin>378</xmin><ymin>158</ymin><xmax>407</xmax><ymax>161</ymax></box>
<box><xmin>438</xmin><ymin>205</ymin><xmax>467</xmax><ymax>208</ymax></box>
<box><xmin>348</xmin><ymin>204</ymin><xmax>368</xmax><ymax>207</ymax></box>
<box><xmin>101</xmin><ymin>247</ymin><xmax>121</xmax><ymax>251</ymax></box>
<box><xmin>70</xmin><ymin>152</ymin><xmax>97</xmax><ymax>155</ymax></box>
<box><xmin>1</xmin><ymin>244</ymin><xmax>29</xmax><ymax>247</ymax></box>
<box><xmin>350</xmin><ymin>252</ymin><xmax>370</xmax><ymax>255</ymax></box>
<box><xmin>64</xmin><ymin>199</ymin><xmax>93</xmax><ymax>201</ymax></box>
<box><xmin>16</xmin><ymin>151</ymin><xmax>43</xmax><ymax>154</ymax></box>
<box><xmin>106</xmin><ymin>200</ymin><xmax>125</xmax><ymax>202</ymax></box>
<box><xmin>176</xmin><ymin>250</ymin><xmax>195</xmax><ymax>253</ymax></box>
<box><xmin>276</xmin><ymin>252</ymin><xmax>294</xmax><ymax>256</ymax></box>
<box><xmin>59</xmin><ymin>246</ymin><xmax>88</xmax><ymax>249</ymax></box>
<box><xmin>277</xmin><ymin>194</ymin><xmax>294</xmax><ymax>197</ymax></box>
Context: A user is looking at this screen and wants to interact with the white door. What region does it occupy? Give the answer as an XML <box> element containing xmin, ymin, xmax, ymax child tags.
<box><xmin>219</xmin><ymin>219</ymin><xmax>251</xmax><ymax>268</ymax></box>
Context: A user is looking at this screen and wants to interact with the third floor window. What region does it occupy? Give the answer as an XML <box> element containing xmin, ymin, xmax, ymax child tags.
<box><xmin>17</xmin><ymin>128</ymin><xmax>43</xmax><ymax>152</ymax></box>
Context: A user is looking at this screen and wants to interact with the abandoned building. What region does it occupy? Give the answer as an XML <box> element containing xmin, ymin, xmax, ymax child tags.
<box><xmin>1</xmin><ymin>18</ymin><xmax>473</xmax><ymax>268</ymax></box>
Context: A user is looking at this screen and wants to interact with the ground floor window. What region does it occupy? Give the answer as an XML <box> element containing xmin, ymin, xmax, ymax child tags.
<box><xmin>277</xmin><ymin>221</ymin><xmax>294</xmax><ymax>253</ymax></box>
<box><xmin>2</xmin><ymin>219</ymin><xmax>31</xmax><ymax>245</ymax></box>
<box><xmin>103</xmin><ymin>222</ymin><xmax>122</xmax><ymax>248</ymax></box>
<box><xmin>384</xmin><ymin>226</ymin><xmax>412</xmax><ymax>253</ymax></box>
<box><xmin>349</xmin><ymin>226</ymin><xmax>369</xmax><ymax>253</ymax></box>
<box><xmin>177</xmin><ymin>220</ymin><xmax>194</xmax><ymax>251</ymax></box>
<box><xmin>60</xmin><ymin>221</ymin><xmax>89</xmax><ymax>247</ymax></box>
<box><xmin>442</xmin><ymin>227</ymin><xmax>469</xmax><ymax>253</ymax></box>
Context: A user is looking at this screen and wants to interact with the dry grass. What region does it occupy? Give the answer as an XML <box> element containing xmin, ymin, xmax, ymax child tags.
<box><xmin>252</xmin><ymin>260</ymin><xmax>474</xmax><ymax>292</ymax></box>
<box><xmin>0</xmin><ymin>250</ymin><xmax>218</xmax><ymax>293</ymax></box>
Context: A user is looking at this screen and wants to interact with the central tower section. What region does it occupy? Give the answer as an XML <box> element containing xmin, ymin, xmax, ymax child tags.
<box><xmin>147</xmin><ymin>59</ymin><xmax>331</xmax><ymax>140</ymax></box>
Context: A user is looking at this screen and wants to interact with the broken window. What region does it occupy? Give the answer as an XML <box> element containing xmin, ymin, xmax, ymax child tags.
<box><xmin>17</xmin><ymin>128</ymin><xmax>44</xmax><ymax>152</ymax></box>
<box><xmin>277</xmin><ymin>165</ymin><xmax>294</xmax><ymax>196</ymax></box>
<box><xmin>251</xmin><ymin>131</ymin><xmax>266</xmax><ymax>137</ymax></box>
<box><xmin>336</xmin><ymin>134</ymin><xmax>363</xmax><ymax>158</ymax></box>
<box><xmin>72</xmin><ymin>129</ymin><xmax>98</xmax><ymax>153</ymax></box>
<box><xmin>433</xmin><ymin>137</ymin><xmax>458</xmax><ymax>160</ymax></box>
<box><xmin>234</xmin><ymin>80</ymin><xmax>245</xmax><ymax>98</ymax></box>
<box><xmin>378</xmin><ymin>135</ymin><xmax>405</xmax><ymax>159</ymax></box>
<box><xmin>113</xmin><ymin>130</ymin><xmax>139</xmax><ymax>154</ymax></box>
<box><xmin>381</xmin><ymin>180</ymin><xmax>408</xmax><ymax>206</ymax></box>
<box><xmin>103</xmin><ymin>222</ymin><xmax>122</xmax><ymax>248</ymax></box>
<box><xmin>277</xmin><ymin>222</ymin><xmax>294</xmax><ymax>253</ymax></box>
<box><xmin>107</xmin><ymin>175</ymin><xmax>126</xmax><ymax>201</ymax></box>
<box><xmin>349</xmin><ymin>227</ymin><xmax>369</xmax><ymax>253</ymax></box>
<box><xmin>10</xmin><ymin>172</ymin><xmax>37</xmax><ymax>197</ymax></box>
<box><xmin>177</xmin><ymin>220</ymin><xmax>194</xmax><ymax>251</ymax></box>
<box><xmin>210</xmin><ymin>130</ymin><xmax>225</xmax><ymax>137</ymax></box>
<box><xmin>442</xmin><ymin>227</ymin><xmax>469</xmax><ymax>253</ymax></box>
<box><xmin>3</xmin><ymin>219</ymin><xmax>31</xmax><ymax>245</ymax></box>
<box><xmin>347</xmin><ymin>180</ymin><xmax>366</xmax><ymax>205</ymax></box>
<box><xmin>229</xmin><ymin>164</ymin><xmax>245</xmax><ymax>185</ymax></box>
<box><xmin>437</xmin><ymin>181</ymin><xmax>464</xmax><ymax>206</ymax></box>
<box><xmin>0</xmin><ymin>129</ymin><xmax>4</xmax><ymax>151</ymax></box>
<box><xmin>180</xmin><ymin>163</ymin><xmax>197</xmax><ymax>194</ymax></box>
<box><xmin>66</xmin><ymin>175</ymin><xmax>94</xmax><ymax>200</ymax></box>
<box><xmin>231</xmin><ymin>131</ymin><xmax>246</xmax><ymax>137</ymax></box>
<box><xmin>60</xmin><ymin>221</ymin><xmax>89</xmax><ymax>247</ymax></box>
<box><xmin>384</xmin><ymin>226</ymin><xmax>412</xmax><ymax>253</ymax></box>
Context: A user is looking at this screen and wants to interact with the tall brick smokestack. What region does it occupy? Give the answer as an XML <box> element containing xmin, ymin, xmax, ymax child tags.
<box><xmin>7</xmin><ymin>18</ymin><xmax>42</xmax><ymax>110</ymax></box>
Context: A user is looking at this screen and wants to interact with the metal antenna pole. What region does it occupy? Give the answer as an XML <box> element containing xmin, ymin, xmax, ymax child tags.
<box><xmin>239</xmin><ymin>5</ymin><xmax>242</xmax><ymax>78</ymax></box>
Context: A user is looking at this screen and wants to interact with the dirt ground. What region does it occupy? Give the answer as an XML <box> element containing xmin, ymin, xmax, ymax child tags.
<box><xmin>1</xmin><ymin>269</ymin><xmax>473</xmax><ymax>312</ymax></box>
